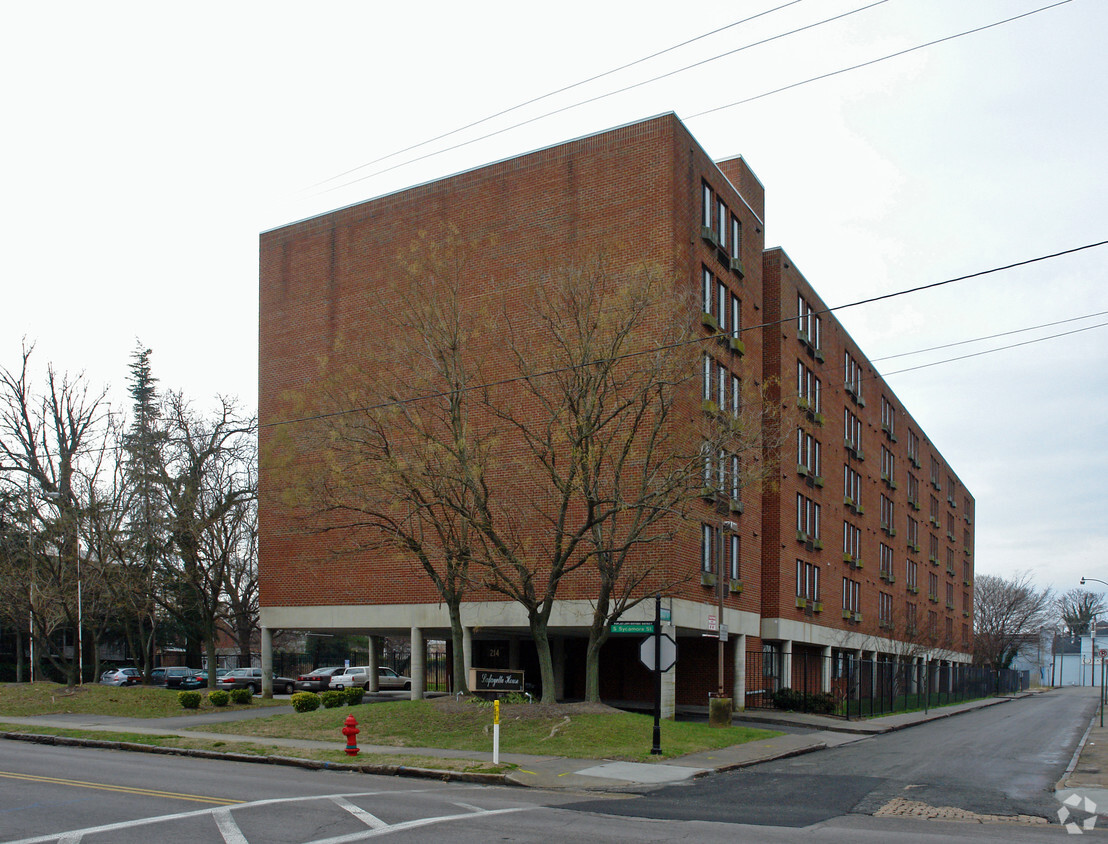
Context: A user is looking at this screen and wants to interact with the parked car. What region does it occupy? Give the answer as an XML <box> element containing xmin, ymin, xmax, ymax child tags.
<box><xmin>165</xmin><ymin>668</ymin><xmax>204</xmax><ymax>689</ymax></box>
<box><xmin>175</xmin><ymin>669</ymin><xmax>212</xmax><ymax>690</ymax></box>
<box><xmin>148</xmin><ymin>667</ymin><xmax>167</xmax><ymax>685</ymax></box>
<box><xmin>376</xmin><ymin>667</ymin><xmax>412</xmax><ymax>691</ymax></box>
<box><xmin>218</xmin><ymin>667</ymin><xmax>296</xmax><ymax>695</ymax></box>
<box><xmin>99</xmin><ymin>667</ymin><xmax>141</xmax><ymax>686</ymax></box>
<box><xmin>295</xmin><ymin>666</ymin><xmax>344</xmax><ymax>692</ymax></box>
<box><xmin>329</xmin><ymin>666</ymin><xmax>412</xmax><ymax>691</ymax></box>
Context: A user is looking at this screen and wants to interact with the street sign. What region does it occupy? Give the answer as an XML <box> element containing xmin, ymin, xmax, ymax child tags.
<box><xmin>720</xmin><ymin>623</ymin><xmax>728</xmax><ymax>643</ymax></box>
<box><xmin>707</xmin><ymin>614</ymin><xmax>718</xmax><ymax>632</ymax></box>
<box><xmin>1100</xmin><ymin>649</ymin><xmax>1106</xmax><ymax>659</ymax></box>
<box><xmin>660</xmin><ymin>606</ymin><xmax>671</xmax><ymax>623</ymax></box>
<box><xmin>612</xmin><ymin>622</ymin><xmax>655</xmax><ymax>634</ymax></box>
<box><xmin>640</xmin><ymin>634</ymin><xmax>677</xmax><ymax>672</ymax></box>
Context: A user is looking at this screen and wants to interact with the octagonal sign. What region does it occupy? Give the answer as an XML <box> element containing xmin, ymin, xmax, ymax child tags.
<box><xmin>639</xmin><ymin>634</ymin><xmax>677</xmax><ymax>672</ymax></box>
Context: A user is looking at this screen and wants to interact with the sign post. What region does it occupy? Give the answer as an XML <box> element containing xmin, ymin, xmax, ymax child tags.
<box><xmin>652</xmin><ymin>595</ymin><xmax>662</xmax><ymax>755</ymax></box>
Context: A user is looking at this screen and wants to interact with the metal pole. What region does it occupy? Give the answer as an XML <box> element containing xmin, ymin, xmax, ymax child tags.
<box><xmin>26</xmin><ymin>477</ymin><xmax>35</xmax><ymax>685</ymax></box>
<box><xmin>76</xmin><ymin>526</ymin><xmax>82</xmax><ymax>685</ymax></box>
<box><xmin>717</xmin><ymin>523</ymin><xmax>725</xmax><ymax>698</ymax></box>
<box><xmin>652</xmin><ymin>594</ymin><xmax>662</xmax><ymax>756</ymax></box>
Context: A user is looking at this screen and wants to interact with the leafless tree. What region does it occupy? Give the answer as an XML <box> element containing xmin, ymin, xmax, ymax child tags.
<box><xmin>974</xmin><ymin>572</ymin><xmax>1052</xmax><ymax>669</ymax></box>
<box><xmin>1056</xmin><ymin>588</ymin><xmax>1107</xmax><ymax>636</ymax></box>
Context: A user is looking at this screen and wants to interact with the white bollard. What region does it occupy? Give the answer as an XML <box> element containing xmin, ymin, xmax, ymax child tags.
<box><xmin>493</xmin><ymin>699</ymin><xmax>500</xmax><ymax>764</ymax></box>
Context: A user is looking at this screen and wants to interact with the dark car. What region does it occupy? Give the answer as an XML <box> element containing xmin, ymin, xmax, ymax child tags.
<box><xmin>176</xmin><ymin>669</ymin><xmax>212</xmax><ymax>690</ymax></box>
<box><xmin>218</xmin><ymin>667</ymin><xmax>296</xmax><ymax>695</ymax></box>
<box><xmin>163</xmin><ymin>667</ymin><xmax>200</xmax><ymax>689</ymax></box>
<box><xmin>99</xmin><ymin>667</ymin><xmax>141</xmax><ymax>686</ymax></box>
<box><xmin>294</xmin><ymin>666</ymin><xmax>343</xmax><ymax>692</ymax></box>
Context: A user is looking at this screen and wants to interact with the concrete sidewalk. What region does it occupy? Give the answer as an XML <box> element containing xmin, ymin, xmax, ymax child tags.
<box><xmin>0</xmin><ymin>693</ymin><xmax>1030</xmax><ymax>792</ymax></box>
<box><xmin>1055</xmin><ymin>686</ymin><xmax>1108</xmax><ymax>810</ymax></box>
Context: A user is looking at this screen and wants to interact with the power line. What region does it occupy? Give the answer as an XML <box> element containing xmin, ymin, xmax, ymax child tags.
<box><xmin>258</xmin><ymin>238</ymin><xmax>1108</xmax><ymax>432</ymax></box>
<box><xmin>305</xmin><ymin>0</ymin><xmax>810</xmax><ymax>190</ymax></box>
<box><xmin>309</xmin><ymin>0</ymin><xmax>890</xmax><ymax>198</ymax></box>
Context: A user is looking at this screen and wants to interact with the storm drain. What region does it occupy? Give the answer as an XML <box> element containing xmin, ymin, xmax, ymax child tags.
<box><xmin>875</xmin><ymin>796</ymin><xmax>1049</xmax><ymax>825</ymax></box>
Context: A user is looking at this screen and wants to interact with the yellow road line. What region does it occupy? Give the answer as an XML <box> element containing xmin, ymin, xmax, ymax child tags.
<box><xmin>0</xmin><ymin>770</ymin><xmax>243</xmax><ymax>805</ymax></box>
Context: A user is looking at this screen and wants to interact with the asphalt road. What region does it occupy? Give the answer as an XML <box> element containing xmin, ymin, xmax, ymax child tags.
<box><xmin>0</xmin><ymin>688</ymin><xmax>1101</xmax><ymax>843</ymax></box>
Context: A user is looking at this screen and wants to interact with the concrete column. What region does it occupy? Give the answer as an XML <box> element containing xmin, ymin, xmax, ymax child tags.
<box><xmin>410</xmin><ymin>627</ymin><xmax>425</xmax><ymax>700</ymax></box>
<box><xmin>508</xmin><ymin>636</ymin><xmax>520</xmax><ymax>670</ymax></box>
<box><xmin>821</xmin><ymin>645</ymin><xmax>832</xmax><ymax>693</ymax></box>
<box><xmin>462</xmin><ymin>626</ymin><xmax>474</xmax><ymax>692</ymax></box>
<box><xmin>260</xmin><ymin>627</ymin><xmax>273</xmax><ymax>699</ymax></box>
<box><xmin>367</xmin><ymin>635</ymin><xmax>379</xmax><ymax>693</ymax></box>
<box><xmin>781</xmin><ymin>640</ymin><xmax>793</xmax><ymax>690</ymax></box>
<box><xmin>552</xmin><ymin>637</ymin><xmax>566</xmax><ymax>700</ymax></box>
<box><xmin>732</xmin><ymin>633</ymin><xmax>747</xmax><ymax>710</ymax></box>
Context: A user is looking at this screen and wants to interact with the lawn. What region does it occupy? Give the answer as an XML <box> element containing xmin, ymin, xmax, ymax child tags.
<box><xmin>202</xmin><ymin>699</ymin><xmax>782</xmax><ymax>761</ymax></box>
<box><xmin>0</xmin><ymin>682</ymin><xmax>284</xmax><ymax>718</ymax></box>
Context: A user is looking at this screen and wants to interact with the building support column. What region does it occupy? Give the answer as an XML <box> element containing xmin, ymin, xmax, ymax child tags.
<box><xmin>821</xmin><ymin>644</ymin><xmax>832</xmax><ymax>693</ymax></box>
<box><xmin>367</xmin><ymin>635</ymin><xmax>379</xmax><ymax>693</ymax></box>
<box><xmin>260</xmin><ymin>627</ymin><xmax>273</xmax><ymax>699</ymax></box>
<box><xmin>781</xmin><ymin>640</ymin><xmax>793</xmax><ymax>690</ymax></box>
<box><xmin>462</xmin><ymin>626</ymin><xmax>474</xmax><ymax>690</ymax></box>
<box><xmin>733</xmin><ymin>634</ymin><xmax>747</xmax><ymax>710</ymax></box>
<box><xmin>410</xmin><ymin>627</ymin><xmax>425</xmax><ymax>700</ymax></box>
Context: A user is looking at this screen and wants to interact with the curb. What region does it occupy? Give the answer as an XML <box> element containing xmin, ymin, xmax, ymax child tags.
<box><xmin>0</xmin><ymin>730</ymin><xmax>510</xmax><ymax>787</ymax></box>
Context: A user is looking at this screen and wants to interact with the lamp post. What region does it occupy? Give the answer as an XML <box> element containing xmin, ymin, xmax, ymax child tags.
<box><xmin>1080</xmin><ymin>578</ymin><xmax>1108</xmax><ymax>692</ymax></box>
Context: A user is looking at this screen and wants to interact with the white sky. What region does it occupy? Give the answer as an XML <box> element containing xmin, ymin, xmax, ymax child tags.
<box><xmin>3</xmin><ymin>0</ymin><xmax>1105</xmax><ymax>596</ymax></box>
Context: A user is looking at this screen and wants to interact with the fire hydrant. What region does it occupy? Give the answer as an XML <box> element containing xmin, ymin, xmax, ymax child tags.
<box><xmin>341</xmin><ymin>714</ymin><xmax>360</xmax><ymax>756</ymax></box>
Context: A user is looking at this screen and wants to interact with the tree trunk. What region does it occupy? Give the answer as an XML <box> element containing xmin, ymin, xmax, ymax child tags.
<box><xmin>584</xmin><ymin>588</ymin><xmax>612</xmax><ymax>702</ymax></box>
<box><xmin>528</xmin><ymin>612</ymin><xmax>557</xmax><ymax>703</ymax></box>
<box><xmin>448</xmin><ymin>600</ymin><xmax>469</xmax><ymax>694</ymax></box>
<box><xmin>14</xmin><ymin>629</ymin><xmax>24</xmax><ymax>683</ymax></box>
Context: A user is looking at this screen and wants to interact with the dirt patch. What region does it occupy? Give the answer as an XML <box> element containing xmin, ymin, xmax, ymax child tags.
<box><xmin>430</xmin><ymin>697</ymin><xmax>621</xmax><ymax>720</ymax></box>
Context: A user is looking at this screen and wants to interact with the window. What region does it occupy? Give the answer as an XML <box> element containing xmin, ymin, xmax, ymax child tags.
<box><xmin>881</xmin><ymin>445</ymin><xmax>895</xmax><ymax>486</ymax></box>
<box><xmin>797</xmin><ymin>560</ymin><xmax>820</xmax><ymax>600</ymax></box>
<box><xmin>929</xmin><ymin>571</ymin><xmax>939</xmax><ymax>601</ymax></box>
<box><xmin>730</xmin><ymin>293</ymin><xmax>741</xmax><ymax>340</ymax></box>
<box><xmin>880</xmin><ymin>494</ymin><xmax>894</xmax><ymax>534</ymax></box>
<box><xmin>964</xmin><ymin>495</ymin><xmax>973</xmax><ymax>523</ymax></box>
<box><xmin>907</xmin><ymin>473</ymin><xmax>920</xmax><ymax>507</ymax></box>
<box><xmin>929</xmin><ymin>533</ymin><xmax>940</xmax><ymax>562</ymax></box>
<box><xmin>947</xmin><ymin>474</ymin><xmax>956</xmax><ymax>505</ymax></box>
<box><xmin>797</xmin><ymin>429</ymin><xmax>821</xmax><ymax>477</ymax></box>
<box><xmin>906</xmin><ymin>559</ymin><xmax>918</xmax><ymax>590</ymax></box>
<box><xmin>730</xmin><ymin>215</ymin><xmax>742</xmax><ymax>261</ymax></box>
<box><xmin>702</xmin><ymin>355</ymin><xmax>737</xmax><ymax>413</ymax></box>
<box><xmin>731</xmin><ymin>372</ymin><xmax>741</xmax><ymax>417</ymax></box>
<box><xmin>880</xmin><ymin>543</ymin><xmax>894</xmax><ymax>579</ymax></box>
<box><xmin>844</xmin><ymin>465</ymin><xmax>862</xmax><ymax>508</ymax></box>
<box><xmin>930</xmin><ymin>456</ymin><xmax>941</xmax><ymax>489</ymax></box>
<box><xmin>843</xmin><ymin>577</ymin><xmax>860</xmax><ymax>613</ymax></box>
<box><xmin>797</xmin><ymin>361</ymin><xmax>821</xmax><ymax>412</ymax></box>
<box><xmin>880</xmin><ymin>395</ymin><xmax>896</xmax><ymax>440</ymax></box>
<box><xmin>907</xmin><ymin>516</ymin><xmax>919</xmax><ymax>549</ymax></box>
<box><xmin>907</xmin><ymin>428</ymin><xmax>920</xmax><ymax>466</ymax></box>
<box><xmin>930</xmin><ymin>494</ymin><xmax>940</xmax><ymax>523</ymax></box>
<box><xmin>717</xmin><ymin>279</ymin><xmax>728</xmax><ymax>332</ymax></box>
<box><xmin>879</xmin><ymin>592</ymin><xmax>892</xmax><ymax>626</ymax></box>
<box><xmin>928</xmin><ymin>610</ymin><xmax>938</xmax><ymax>637</ymax></box>
<box><xmin>963</xmin><ymin>559</ymin><xmax>972</xmax><ymax>583</ymax></box>
<box><xmin>797</xmin><ymin>294</ymin><xmax>821</xmax><ymax>349</ymax></box>
<box><xmin>844</xmin><ymin>409</ymin><xmax>862</xmax><ymax>455</ymax></box>
<box><xmin>844</xmin><ymin>351</ymin><xmax>863</xmax><ymax>402</ymax></box>
<box><xmin>964</xmin><ymin>527</ymin><xmax>972</xmax><ymax>550</ymax></box>
<box><xmin>906</xmin><ymin>601</ymin><xmax>917</xmax><ymax>632</ymax></box>
<box><xmin>963</xmin><ymin>591</ymin><xmax>970</xmax><ymax>614</ymax></box>
<box><xmin>730</xmin><ymin>452</ymin><xmax>741</xmax><ymax>502</ymax></box>
<box><xmin>717</xmin><ymin>197</ymin><xmax>728</xmax><ymax>249</ymax></box>
<box><xmin>946</xmin><ymin>581</ymin><xmax>955</xmax><ymax>608</ymax></box>
<box><xmin>701</xmin><ymin>181</ymin><xmax>713</xmax><ymax>229</ymax></box>
<box><xmin>702</xmin><ymin>524</ymin><xmax>739</xmax><ymax>577</ymax></box>
<box><xmin>796</xmin><ymin>493</ymin><xmax>821</xmax><ymax>541</ymax></box>
<box><xmin>701</xmin><ymin>524</ymin><xmax>713</xmax><ymax>572</ymax></box>
<box><xmin>702</xmin><ymin>266</ymin><xmax>714</xmax><ymax>315</ymax></box>
<box><xmin>729</xmin><ymin>533</ymin><xmax>740</xmax><ymax>580</ymax></box>
<box><xmin>946</xmin><ymin>546</ymin><xmax>955</xmax><ymax>574</ymax></box>
<box><xmin>843</xmin><ymin>521</ymin><xmax>861</xmax><ymax>560</ymax></box>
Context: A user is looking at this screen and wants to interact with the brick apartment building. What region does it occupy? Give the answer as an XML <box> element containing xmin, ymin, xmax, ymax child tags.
<box><xmin>258</xmin><ymin>112</ymin><xmax>974</xmax><ymax>709</ymax></box>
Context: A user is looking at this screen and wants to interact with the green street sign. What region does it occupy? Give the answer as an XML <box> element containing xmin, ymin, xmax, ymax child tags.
<box><xmin>611</xmin><ymin>622</ymin><xmax>655</xmax><ymax>634</ymax></box>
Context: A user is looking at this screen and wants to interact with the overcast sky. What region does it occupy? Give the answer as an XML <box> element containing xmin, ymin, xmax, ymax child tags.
<box><xmin>3</xmin><ymin>0</ymin><xmax>1105</xmax><ymax>597</ymax></box>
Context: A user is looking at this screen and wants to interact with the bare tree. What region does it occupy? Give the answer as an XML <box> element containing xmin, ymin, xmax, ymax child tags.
<box><xmin>1056</xmin><ymin>588</ymin><xmax>1107</xmax><ymax>636</ymax></box>
<box><xmin>220</xmin><ymin>477</ymin><xmax>258</xmax><ymax>671</ymax></box>
<box><xmin>973</xmin><ymin>572</ymin><xmax>1052</xmax><ymax>669</ymax></box>
<box><xmin>0</xmin><ymin>481</ymin><xmax>32</xmax><ymax>681</ymax></box>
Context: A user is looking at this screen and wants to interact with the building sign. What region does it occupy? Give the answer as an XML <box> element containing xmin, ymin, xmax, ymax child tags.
<box><xmin>469</xmin><ymin>668</ymin><xmax>525</xmax><ymax>693</ymax></box>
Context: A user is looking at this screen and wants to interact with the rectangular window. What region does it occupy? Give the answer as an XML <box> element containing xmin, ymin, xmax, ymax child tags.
<box><xmin>844</xmin><ymin>409</ymin><xmax>862</xmax><ymax>454</ymax></box>
<box><xmin>730</xmin><ymin>453</ymin><xmax>741</xmax><ymax>502</ymax></box>
<box><xmin>907</xmin><ymin>428</ymin><xmax>920</xmax><ymax>465</ymax></box>
<box><xmin>906</xmin><ymin>601</ymin><xmax>917</xmax><ymax>632</ymax></box>
<box><xmin>946</xmin><ymin>546</ymin><xmax>955</xmax><ymax>574</ymax></box>
<box><xmin>930</xmin><ymin>456</ymin><xmax>941</xmax><ymax>489</ymax></box>
<box><xmin>843</xmin><ymin>521</ymin><xmax>861</xmax><ymax>559</ymax></box>
<box><xmin>880</xmin><ymin>543</ymin><xmax>894</xmax><ymax>578</ymax></box>
<box><xmin>717</xmin><ymin>279</ymin><xmax>728</xmax><ymax>332</ymax></box>
<box><xmin>880</xmin><ymin>395</ymin><xmax>896</xmax><ymax>439</ymax></box>
<box><xmin>964</xmin><ymin>527</ymin><xmax>971</xmax><ymax>550</ymax></box>
<box><xmin>964</xmin><ymin>495</ymin><xmax>973</xmax><ymax>523</ymax></box>
<box><xmin>797</xmin><ymin>294</ymin><xmax>821</xmax><ymax>349</ymax></box>
<box><xmin>731</xmin><ymin>373</ymin><xmax>741</xmax><ymax>417</ymax></box>
<box><xmin>844</xmin><ymin>351</ymin><xmax>863</xmax><ymax>401</ymax></box>
<box><xmin>797</xmin><ymin>361</ymin><xmax>821</xmax><ymax>412</ymax></box>
<box><xmin>907</xmin><ymin>516</ymin><xmax>919</xmax><ymax>548</ymax></box>
<box><xmin>702</xmin><ymin>266</ymin><xmax>713</xmax><ymax>315</ymax></box>
<box><xmin>796</xmin><ymin>560</ymin><xmax>820</xmax><ymax>600</ymax></box>
<box><xmin>717</xmin><ymin>361</ymin><xmax>727</xmax><ymax>409</ymax></box>
<box><xmin>730</xmin><ymin>293</ymin><xmax>741</xmax><ymax>340</ymax></box>
<box><xmin>963</xmin><ymin>559</ymin><xmax>971</xmax><ymax>583</ymax></box>
<box><xmin>796</xmin><ymin>493</ymin><xmax>821</xmax><ymax>539</ymax></box>
<box><xmin>842</xmin><ymin>577</ymin><xmax>860</xmax><ymax>612</ymax></box>
<box><xmin>929</xmin><ymin>571</ymin><xmax>939</xmax><ymax>601</ymax></box>
<box><xmin>701</xmin><ymin>524</ymin><xmax>714</xmax><ymax>573</ymax></box>
<box><xmin>881</xmin><ymin>445</ymin><xmax>895</xmax><ymax>485</ymax></box>
<box><xmin>844</xmin><ymin>465</ymin><xmax>862</xmax><ymax>508</ymax></box>
<box><xmin>717</xmin><ymin>198</ymin><xmax>728</xmax><ymax>249</ymax></box>
<box><xmin>879</xmin><ymin>592</ymin><xmax>892</xmax><ymax>625</ymax></box>
<box><xmin>930</xmin><ymin>494</ymin><xmax>940</xmax><ymax>522</ymax></box>
<box><xmin>702</xmin><ymin>354</ymin><xmax>712</xmax><ymax>403</ymax></box>
<box><xmin>906</xmin><ymin>559</ymin><xmax>918</xmax><ymax>589</ymax></box>
<box><xmin>797</xmin><ymin>429</ymin><xmax>821</xmax><ymax>476</ymax></box>
<box><xmin>907</xmin><ymin>473</ymin><xmax>920</xmax><ymax>507</ymax></box>
<box><xmin>729</xmin><ymin>533</ymin><xmax>740</xmax><ymax>580</ymax></box>
<box><xmin>730</xmin><ymin>215</ymin><xmax>741</xmax><ymax>261</ymax></box>
<box><xmin>947</xmin><ymin>474</ymin><xmax>956</xmax><ymax>505</ymax></box>
<box><xmin>880</xmin><ymin>494</ymin><xmax>894</xmax><ymax>533</ymax></box>
<box><xmin>702</xmin><ymin>182</ymin><xmax>713</xmax><ymax>229</ymax></box>
<box><xmin>946</xmin><ymin>581</ymin><xmax>955</xmax><ymax>607</ymax></box>
<box><xmin>930</xmin><ymin>533</ymin><xmax>940</xmax><ymax>561</ymax></box>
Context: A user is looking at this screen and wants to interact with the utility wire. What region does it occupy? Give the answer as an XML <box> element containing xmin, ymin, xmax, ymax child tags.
<box><xmin>310</xmin><ymin>0</ymin><xmax>889</xmax><ymax>198</ymax></box>
<box><xmin>306</xmin><ymin>0</ymin><xmax>809</xmax><ymax>189</ymax></box>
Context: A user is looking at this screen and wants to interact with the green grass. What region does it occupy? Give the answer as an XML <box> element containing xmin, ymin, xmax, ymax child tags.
<box><xmin>0</xmin><ymin>721</ymin><xmax>507</xmax><ymax>773</ymax></box>
<box><xmin>0</xmin><ymin>682</ymin><xmax>285</xmax><ymax>718</ymax></box>
<box><xmin>201</xmin><ymin>699</ymin><xmax>782</xmax><ymax>761</ymax></box>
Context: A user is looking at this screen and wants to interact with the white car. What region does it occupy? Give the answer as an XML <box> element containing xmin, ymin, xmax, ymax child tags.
<box><xmin>328</xmin><ymin>666</ymin><xmax>412</xmax><ymax>691</ymax></box>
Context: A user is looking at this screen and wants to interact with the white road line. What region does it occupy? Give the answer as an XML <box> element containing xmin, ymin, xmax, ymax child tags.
<box><xmin>214</xmin><ymin>807</ymin><xmax>249</xmax><ymax>844</ymax></box>
<box><xmin>330</xmin><ymin>796</ymin><xmax>388</xmax><ymax>829</ymax></box>
<box><xmin>309</xmin><ymin>807</ymin><xmax>530</xmax><ymax>844</ymax></box>
<box><xmin>2</xmin><ymin>789</ymin><xmax>442</xmax><ymax>844</ymax></box>
<box><xmin>55</xmin><ymin>835</ymin><xmax>81</xmax><ymax>844</ymax></box>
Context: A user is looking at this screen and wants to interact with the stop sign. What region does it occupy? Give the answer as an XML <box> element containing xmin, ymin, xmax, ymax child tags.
<box><xmin>639</xmin><ymin>634</ymin><xmax>677</xmax><ymax>672</ymax></box>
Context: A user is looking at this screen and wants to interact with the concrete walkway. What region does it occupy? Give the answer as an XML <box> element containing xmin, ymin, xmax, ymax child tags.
<box><xmin>0</xmin><ymin>693</ymin><xmax>1034</xmax><ymax>792</ymax></box>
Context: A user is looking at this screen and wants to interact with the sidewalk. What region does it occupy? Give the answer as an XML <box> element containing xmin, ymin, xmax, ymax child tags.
<box><xmin>1055</xmin><ymin>687</ymin><xmax>1108</xmax><ymax>809</ymax></box>
<box><xmin>0</xmin><ymin>693</ymin><xmax>1029</xmax><ymax>792</ymax></box>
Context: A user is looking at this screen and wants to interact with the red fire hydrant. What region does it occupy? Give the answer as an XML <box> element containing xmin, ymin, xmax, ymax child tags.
<box><xmin>341</xmin><ymin>714</ymin><xmax>360</xmax><ymax>756</ymax></box>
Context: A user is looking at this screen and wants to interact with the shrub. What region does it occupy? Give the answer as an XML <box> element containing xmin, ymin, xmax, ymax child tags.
<box><xmin>321</xmin><ymin>690</ymin><xmax>346</xmax><ymax>709</ymax></box>
<box><xmin>771</xmin><ymin>687</ymin><xmax>837</xmax><ymax>715</ymax></box>
<box><xmin>178</xmin><ymin>691</ymin><xmax>202</xmax><ymax>710</ymax></box>
<box><xmin>208</xmin><ymin>690</ymin><xmax>230</xmax><ymax>707</ymax></box>
<box><xmin>291</xmin><ymin>691</ymin><xmax>321</xmax><ymax>713</ymax></box>
<box><xmin>229</xmin><ymin>688</ymin><xmax>253</xmax><ymax>705</ymax></box>
<box><xmin>344</xmin><ymin>687</ymin><xmax>365</xmax><ymax>706</ymax></box>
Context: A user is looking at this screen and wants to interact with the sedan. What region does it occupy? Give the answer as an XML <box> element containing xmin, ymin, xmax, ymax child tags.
<box><xmin>376</xmin><ymin>667</ymin><xmax>412</xmax><ymax>691</ymax></box>
<box><xmin>165</xmin><ymin>667</ymin><xmax>203</xmax><ymax>689</ymax></box>
<box><xmin>99</xmin><ymin>667</ymin><xmax>141</xmax><ymax>686</ymax></box>
<box><xmin>294</xmin><ymin>666</ymin><xmax>344</xmax><ymax>692</ymax></box>
<box><xmin>218</xmin><ymin>667</ymin><xmax>296</xmax><ymax>695</ymax></box>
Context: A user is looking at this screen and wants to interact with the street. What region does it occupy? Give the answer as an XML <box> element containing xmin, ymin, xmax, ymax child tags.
<box><xmin>0</xmin><ymin>688</ymin><xmax>1103</xmax><ymax>843</ymax></box>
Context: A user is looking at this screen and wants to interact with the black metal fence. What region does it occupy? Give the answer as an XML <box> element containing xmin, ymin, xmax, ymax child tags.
<box><xmin>745</xmin><ymin>650</ymin><xmax>1028</xmax><ymax>718</ymax></box>
<box><xmin>271</xmin><ymin>650</ymin><xmax>449</xmax><ymax>691</ymax></box>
